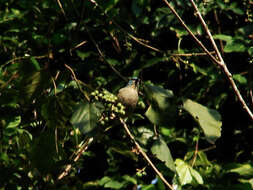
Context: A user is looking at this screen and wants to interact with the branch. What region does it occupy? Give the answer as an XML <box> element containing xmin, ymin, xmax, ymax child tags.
<box><xmin>170</xmin><ymin>51</ymin><xmax>216</xmax><ymax>57</ymax></box>
<box><xmin>162</xmin><ymin>0</ymin><xmax>253</xmax><ymax>121</ymax></box>
<box><xmin>57</xmin><ymin>137</ymin><xmax>94</xmax><ymax>180</ymax></box>
<box><xmin>119</xmin><ymin>118</ymin><xmax>175</xmax><ymax>190</ymax></box>
<box><xmin>88</xmin><ymin>0</ymin><xmax>161</xmax><ymax>53</ymax></box>
<box><xmin>64</xmin><ymin>63</ymin><xmax>91</xmax><ymax>101</ymax></box>
<box><xmin>189</xmin><ymin>0</ymin><xmax>253</xmax><ymax>120</ymax></box>
<box><xmin>85</xmin><ymin>26</ymin><xmax>128</xmax><ymax>82</ymax></box>
<box><xmin>56</xmin><ymin>0</ymin><xmax>66</xmax><ymax>19</ymax></box>
<box><xmin>161</xmin><ymin>0</ymin><xmax>219</xmax><ymax>65</ymax></box>
<box><xmin>189</xmin><ymin>0</ymin><xmax>223</xmax><ymax>64</ymax></box>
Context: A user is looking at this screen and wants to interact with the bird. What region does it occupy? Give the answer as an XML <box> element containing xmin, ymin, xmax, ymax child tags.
<box><xmin>117</xmin><ymin>77</ymin><xmax>139</xmax><ymax>112</ymax></box>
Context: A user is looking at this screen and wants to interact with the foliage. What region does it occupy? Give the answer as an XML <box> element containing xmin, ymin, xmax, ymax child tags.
<box><xmin>0</xmin><ymin>0</ymin><xmax>253</xmax><ymax>189</ymax></box>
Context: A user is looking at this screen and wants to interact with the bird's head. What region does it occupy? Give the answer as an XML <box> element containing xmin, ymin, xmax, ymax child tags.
<box><xmin>127</xmin><ymin>77</ymin><xmax>140</xmax><ymax>89</ymax></box>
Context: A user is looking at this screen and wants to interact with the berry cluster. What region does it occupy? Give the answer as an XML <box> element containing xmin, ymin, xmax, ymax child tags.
<box><xmin>90</xmin><ymin>89</ymin><xmax>126</xmax><ymax>125</ymax></box>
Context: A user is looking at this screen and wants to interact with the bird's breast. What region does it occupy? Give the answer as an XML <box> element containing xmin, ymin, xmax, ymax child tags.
<box><xmin>117</xmin><ymin>87</ymin><xmax>138</xmax><ymax>108</ymax></box>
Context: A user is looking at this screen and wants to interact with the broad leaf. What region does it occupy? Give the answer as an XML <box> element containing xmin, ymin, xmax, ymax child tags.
<box><xmin>233</xmin><ymin>74</ymin><xmax>247</xmax><ymax>85</ymax></box>
<box><xmin>151</xmin><ymin>137</ymin><xmax>176</xmax><ymax>172</ymax></box>
<box><xmin>175</xmin><ymin>159</ymin><xmax>203</xmax><ymax>186</ymax></box>
<box><xmin>70</xmin><ymin>101</ymin><xmax>101</xmax><ymax>134</ymax></box>
<box><xmin>145</xmin><ymin>105</ymin><xmax>166</xmax><ymax>126</ymax></box>
<box><xmin>144</xmin><ymin>83</ymin><xmax>174</xmax><ymax>110</ymax></box>
<box><xmin>144</xmin><ymin>83</ymin><xmax>177</xmax><ymax>125</ymax></box>
<box><xmin>99</xmin><ymin>176</ymin><xmax>124</xmax><ymax>189</ymax></box>
<box><xmin>183</xmin><ymin>99</ymin><xmax>222</xmax><ymax>144</ymax></box>
<box><xmin>225</xmin><ymin>163</ymin><xmax>253</xmax><ymax>177</ymax></box>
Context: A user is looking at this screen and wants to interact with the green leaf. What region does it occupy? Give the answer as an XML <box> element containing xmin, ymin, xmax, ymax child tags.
<box><xmin>122</xmin><ymin>175</ymin><xmax>137</xmax><ymax>185</ymax></box>
<box><xmin>233</xmin><ymin>74</ymin><xmax>247</xmax><ymax>85</ymax></box>
<box><xmin>144</xmin><ymin>84</ymin><xmax>174</xmax><ymax>110</ymax></box>
<box><xmin>136</xmin><ymin>126</ymin><xmax>154</xmax><ymax>145</ymax></box>
<box><xmin>183</xmin><ymin>99</ymin><xmax>222</xmax><ymax>144</ymax></box>
<box><xmin>19</xmin><ymin>63</ymin><xmax>51</xmax><ymax>103</ymax></box>
<box><xmin>213</xmin><ymin>34</ymin><xmax>232</xmax><ymax>42</ymax></box>
<box><xmin>225</xmin><ymin>163</ymin><xmax>253</xmax><ymax>177</ymax></box>
<box><xmin>142</xmin><ymin>184</ymin><xmax>156</xmax><ymax>190</ymax></box>
<box><xmin>76</xmin><ymin>50</ymin><xmax>93</xmax><ymax>61</ymax></box>
<box><xmin>5</xmin><ymin>115</ymin><xmax>21</xmax><ymax>129</ymax></box>
<box><xmin>99</xmin><ymin>176</ymin><xmax>124</xmax><ymax>189</ymax></box>
<box><xmin>175</xmin><ymin>159</ymin><xmax>203</xmax><ymax>186</ymax></box>
<box><xmin>145</xmin><ymin>105</ymin><xmax>164</xmax><ymax>126</ymax></box>
<box><xmin>144</xmin><ymin>83</ymin><xmax>177</xmax><ymax>125</ymax></box>
<box><xmin>30</xmin><ymin>57</ymin><xmax>41</xmax><ymax>71</ymax></box>
<box><xmin>70</xmin><ymin>101</ymin><xmax>101</xmax><ymax>134</ymax></box>
<box><xmin>229</xmin><ymin>2</ymin><xmax>244</xmax><ymax>15</ymax></box>
<box><xmin>151</xmin><ymin>137</ymin><xmax>176</xmax><ymax>172</ymax></box>
<box><xmin>224</xmin><ymin>41</ymin><xmax>247</xmax><ymax>53</ymax></box>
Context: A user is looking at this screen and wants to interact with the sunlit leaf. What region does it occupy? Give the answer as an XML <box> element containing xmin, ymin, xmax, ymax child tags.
<box><xmin>224</xmin><ymin>41</ymin><xmax>247</xmax><ymax>53</ymax></box>
<box><xmin>175</xmin><ymin>159</ymin><xmax>203</xmax><ymax>186</ymax></box>
<box><xmin>5</xmin><ymin>115</ymin><xmax>21</xmax><ymax>129</ymax></box>
<box><xmin>151</xmin><ymin>137</ymin><xmax>176</xmax><ymax>172</ymax></box>
<box><xmin>183</xmin><ymin>99</ymin><xmax>222</xmax><ymax>144</ymax></box>
<box><xmin>144</xmin><ymin>83</ymin><xmax>177</xmax><ymax>125</ymax></box>
<box><xmin>225</xmin><ymin>163</ymin><xmax>253</xmax><ymax>177</ymax></box>
<box><xmin>233</xmin><ymin>74</ymin><xmax>247</xmax><ymax>85</ymax></box>
<box><xmin>99</xmin><ymin>176</ymin><xmax>124</xmax><ymax>189</ymax></box>
<box><xmin>213</xmin><ymin>34</ymin><xmax>232</xmax><ymax>42</ymax></box>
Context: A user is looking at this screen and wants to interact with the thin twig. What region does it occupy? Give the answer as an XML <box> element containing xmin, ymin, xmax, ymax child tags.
<box><xmin>162</xmin><ymin>0</ymin><xmax>253</xmax><ymax>120</ymax></box>
<box><xmin>70</xmin><ymin>40</ymin><xmax>88</xmax><ymax>56</ymax></box>
<box><xmin>119</xmin><ymin>118</ymin><xmax>174</xmax><ymax>190</ymax></box>
<box><xmin>57</xmin><ymin>137</ymin><xmax>94</xmax><ymax>180</ymax></box>
<box><xmin>55</xmin><ymin>127</ymin><xmax>59</xmax><ymax>154</ymax></box>
<box><xmin>51</xmin><ymin>76</ymin><xmax>57</xmax><ymax>96</ymax></box>
<box><xmin>200</xmin><ymin>145</ymin><xmax>216</xmax><ymax>152</ymax></box>
<box><xmin>64</xmin><ymin>63</ymin><xmax>90</xmax><ymax>101</ymax></box>
<box><xmin>0</xmin><ymin>72</ymin><xmax>18</xmax><ymax>90</ymax></box>
<box><xmin>191</xmin><ymin>140</ymin><xmax>199</xmax><ymax>167</ymax></box>
<box><xmin>3</xmin><ymin>54</ymin><xmax>48</xmax><ymax>68</ymax></box>
<box><xmin>189</xmin><ymin>0</ymin><xmax>222</xmax><ymax>64</ymax></box>
<box><xmin>161</xmin><ymin>0</ymin><xmax>219</xmax><ymax>65</ymax></box>
<box><xmin>250</xmin><ymin>90</ymin><xmax>253</xmax><ymax>107</ymax></box>
<box><xmin>88</xmin><ymin>0</ymin><xmax>161</xmax><ymax>53</ymax></box>
<box><xmin>189</xmin><ymin>0</ymin><xmax>253</xmax><ymax>120</ymax></box>
<box><xmin>56</xmin><ymin>0</ymin><xmax>66</xmax><ymax>18</ymax></box>
<box><xmin>213</xmin><ymin>10</ymin><xmax>224</xmax><ymax>56</ymax></box>
<box><xmin>85</xmin><ymin>27</ymin><xmax>128</xmax><ymax>82</ymax></box>
<box><xmin>171</xmin><ymin>51</ymin><xmax>216</xmax><ymax>57</ymax></box>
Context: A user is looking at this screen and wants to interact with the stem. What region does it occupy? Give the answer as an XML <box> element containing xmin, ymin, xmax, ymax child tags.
<box><xmin>57</xmin><ymin>137</ymin><xmax>93</xmax><ymax>180</ymax></box>
<box><xmin>162</xmin><ymin>0</ymin><xmax>253</xmax><ymax>121</ymax></box>
<box><xmin>161</xmin><ymin>0</ymin><xmax>218</xmax><ymax>65</ymax></box>
<box><xmin>119</xmin><ymin>118</ymin><xmax>174</xmax><ymax>190</ymax></box>
<box><xmin>189</xmin><ymin>0</ymin><xmax>253</xmax><ymax>120</ymax></box>
<box><xmin>189</xmin><ymin>0</ymin><xmax>223</xmax><ymax>64</ymax></box>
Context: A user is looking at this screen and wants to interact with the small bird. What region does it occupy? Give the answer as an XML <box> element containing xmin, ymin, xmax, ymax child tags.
<box><xmin>117</xmin><ymin>77</ymin><xmax>139</xmax><ymax>111</ymax></box>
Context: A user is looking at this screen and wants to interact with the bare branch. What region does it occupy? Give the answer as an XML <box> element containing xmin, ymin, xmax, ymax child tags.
<box><xmin>57</xmin><ymin>138</ymin><xmax>94</xmax><ymax>180</ymax></box>
<box><xmin>88</xmin><ymin>0</ymin><xmax>162</xmax><ymax>53</ymax></box>
<box><xmin>119</xmin><ymin>118</ymin><xmax>175</xmax><ymax>190</ymax></box>
<box><xmin>189</xmin><ymin>0</ymin><xmax>253</xmax><ymax>120</ymax></box>
<box><xmin>161</xmin><ymin>0</ymin><xmax>219</xmax><ymax>65</ymax></box>
<box><xmin>56</xmin><ymin>0</ymin><xmax>66</xmax><ymax>18</ymax></box>
<box><xmin>189</xmin><ymin>0</ymin><xmax>223</xmax><ymax>64</ymax></box>
<box><xmin>85</xmin><ymin>27</ymin><xmax>128</xmax><ymax>82</ymax></box>
<box><xmin>171</xmin><ymin>51</ymin><xmax>216</xmax><ymax>57</ymax></box>
<box><xmin>162</xmin><ymin>0</ymin><xmax>253</xmax><ymax>120</ymax></box>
